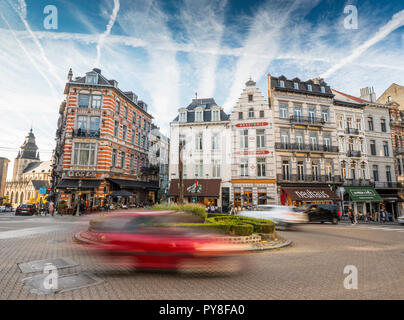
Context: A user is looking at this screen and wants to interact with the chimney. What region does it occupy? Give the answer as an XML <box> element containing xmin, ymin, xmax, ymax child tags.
<box><xmin>67</xmin><ymin>68</ymin><xmax>73</xmax><ymax>82</ymax></box>
<box><xmin>93</xmin><ymin>68</ymin><xmax>101</xmax><ymax>74</ymax></box>
<box><xmin>312</xmin><ymin>77</ymin><xmax>323</xmax><ymax>85</ymax></box>
<box><xmin>360</xmin><ymin>87</ymin><xmax>376</xmax><ymax>103</ymax></box>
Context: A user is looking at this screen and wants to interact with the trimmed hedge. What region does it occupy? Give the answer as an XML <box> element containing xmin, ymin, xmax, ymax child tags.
<box><xmin>206</xmin><ymin>214</ymin><xmax>276</xmax><ymax>235</ymax></box>
<box><xmin>152</xmin><ymin>202</ymin><xmax>207</xmax><ymax>221</ymax></box>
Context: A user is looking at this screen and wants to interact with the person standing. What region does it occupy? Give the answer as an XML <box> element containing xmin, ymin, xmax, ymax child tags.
<box><xmin>348</xmin><ymin>206</ymin><xmax>355</xmax><ymax>225</ymax></box>
<box><xmin>48</xmin><ymin>201</ymin><xmax>55</xmax><ymax>216</ymax></box>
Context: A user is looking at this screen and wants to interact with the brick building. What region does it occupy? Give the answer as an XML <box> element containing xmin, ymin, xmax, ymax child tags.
<box><xmin>52</xmin><ymin>68</ymin><xmax>158</xmax><ymax>211</ymax></box>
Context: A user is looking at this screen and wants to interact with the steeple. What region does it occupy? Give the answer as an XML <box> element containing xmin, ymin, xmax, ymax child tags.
<box><xmin>18</xmin><ymin>128</ymin><xmax>39</xmax><ymax>160</ymax></box>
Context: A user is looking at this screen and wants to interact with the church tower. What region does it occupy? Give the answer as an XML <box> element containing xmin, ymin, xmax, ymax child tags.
<box><xmin>12</xmin><ymin>128</ymin><xmax>40</xmax><ymax>181</ymax></box>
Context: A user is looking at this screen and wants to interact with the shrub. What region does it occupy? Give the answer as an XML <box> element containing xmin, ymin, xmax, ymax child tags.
<box><xmin>152</xmin><ymin>202</ymin><xmax>207</xmax><ymax>221</ymax></box>
<box><xmin>230</xmin><ymin>224</ymin><xmax>254</xmax><ymax>236</ymax></box>
<box><xmin>57</xmin><ymin>200</ymin><xmax>67</xmax><ymax>211</ymax></box>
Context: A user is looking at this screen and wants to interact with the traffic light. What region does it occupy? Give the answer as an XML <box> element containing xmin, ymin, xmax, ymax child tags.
<box><xmin>46</xmin><ymin>188</ymin><xmax>51</xmax><ymax>194</ymax></box>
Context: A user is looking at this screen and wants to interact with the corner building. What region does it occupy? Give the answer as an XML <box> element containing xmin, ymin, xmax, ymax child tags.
<box><xmin>53</xmin><ymin>68</ymin><xmax>158</xmax><ymax>210</ymax></box>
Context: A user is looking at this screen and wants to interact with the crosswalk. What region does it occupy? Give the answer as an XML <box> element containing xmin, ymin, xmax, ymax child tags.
<box><xmin>340</xmin><ymin>223</ymin><xmax>404</xmax><ymax>233</ymax></box>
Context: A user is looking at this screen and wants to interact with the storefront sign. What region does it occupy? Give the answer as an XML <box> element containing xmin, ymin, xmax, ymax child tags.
<box><xmin>63</xmin><ymin>170</ymin><xmax>97</xmax><ymax>178</ymax></box>
<box><xmin>236</xmin><ymin>122</ymin><xmax>268</xmax><ymax>128</ymax></box>
<box><xmin>236</xmin><ymin>150</ymin><xmax>270</xmax><ymax>155</ymax></box>
<box><xmin>294</xmin><ymin>190</ymin><xmax>331</xmax><ymax>199</ymax></box>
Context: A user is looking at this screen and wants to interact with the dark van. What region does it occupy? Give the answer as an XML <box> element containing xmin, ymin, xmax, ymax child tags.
<box><xmin>303</xmin><ymin>204</ymin><xmax>340</xmax><ymax>224</ymax></box>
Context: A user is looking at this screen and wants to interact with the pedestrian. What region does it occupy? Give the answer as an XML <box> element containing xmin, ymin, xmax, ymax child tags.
<box><xmin>380</xmin><ymin>209</ymin><xmax>385</xmax><ymax>223</ymax></box>
<box><xmin>385</xmin><ymin>210</ymin><xmax>390</xmax><ymax>222</ymax></box>
<box><xmin>48</xmin><ymin>201</ymin><xmax>54</xmax><ymax>216</ymax></box>
<box><xmin>348</xmin><ymin>206</ymin><xmax>355</xmax><ymax>224</ymax></box>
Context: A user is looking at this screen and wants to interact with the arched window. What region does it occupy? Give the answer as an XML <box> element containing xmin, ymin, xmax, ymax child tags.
<box><xmin>20</xmin><ymin>193</ymin><xmax>24</xmax><ymax>204</ymax></box>
<box><xmin>15</xmin><ymin>192</ymin><xmax>19</xmax><ymax>204</ymax></box>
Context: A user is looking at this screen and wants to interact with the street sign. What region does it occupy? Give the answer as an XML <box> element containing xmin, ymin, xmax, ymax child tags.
<box><xmin>40</xmin><ymin>188</ymin><xmax>46</xmax><ymax>195</ymax></box>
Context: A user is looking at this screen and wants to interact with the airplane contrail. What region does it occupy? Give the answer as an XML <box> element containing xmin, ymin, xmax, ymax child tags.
<box><xmin>95</xmin><ymin>0</ymin><xmax>120</xmax><ymax>67</ymax></box>
<box><xmin>321</xmin><ymin>9</ymin><xmax>404</xmax><ymax>78</ymax></box>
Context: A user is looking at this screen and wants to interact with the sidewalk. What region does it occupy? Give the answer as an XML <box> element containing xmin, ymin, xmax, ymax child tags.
<box><xmin>340</xmin><ymin>218</ymin><xmax>399</xmax><ymax>226</ymax></box>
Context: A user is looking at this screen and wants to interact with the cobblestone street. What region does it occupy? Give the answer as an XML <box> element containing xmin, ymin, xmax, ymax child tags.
<box><xmin>0</xmin><ymin>213</ymin><xmax>403</xmax><ymax>300</ymax></box>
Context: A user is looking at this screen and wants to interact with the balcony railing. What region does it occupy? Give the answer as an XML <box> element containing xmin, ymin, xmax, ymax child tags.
<box><xmin>72</xmin><ymin>129</ymin><xmax>100</xmax><ymax>138</ymax></box>
<box><xmin>345</xmin><ymin>128</ymin><xmax>360</xmax><ymax>135</ymax></box>
<box><xmin>343</xmin><ymin>179</ymin><xmax>373</xmax><ymax>186</ymax></box>
<box><xmin>347</xmin><ymin>150</ymin><xmax>361</xmax><ymax>157</ymax></box>
<box><xmin>275</xmin><ymin>143</ymin><xmax>338</xmax><ymax>153</ymax></box>
<box><xmin>395</xmin><ymin>148</ymin><xmax>404</xmax><ymax>155</ymax></box>
<box><xmin>374</xmin><ymin>181</ymin><xmax>403</xmax><ymax>188</ymax></box>
<box><xmin>276</xmin><ymin>174</ymin><xmax>342</xmax><ymax>183</ymax></box>
<box><xmin>289</xmin><ymin>115</ymin><xmax>325</xmax><ymax>126</ymax></box>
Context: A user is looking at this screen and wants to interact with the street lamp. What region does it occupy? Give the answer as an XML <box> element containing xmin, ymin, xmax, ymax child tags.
<box><xmin>75</xmin><ymin>179</ymin><xmax>82</xmax><ymax>216</ymax></box>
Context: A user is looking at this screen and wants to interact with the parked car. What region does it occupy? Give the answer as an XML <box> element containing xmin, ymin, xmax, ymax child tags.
<box><xmin>301</xmin><ymin>204</ymin><xmax>340</xmax><ymax>224</ymax></box>
<box><xmin>15</xmin><ymin>204</ymin><xmax>37</xmax><ymax>216</ymax></box>
<box><xmin>0</xmin><ymin>205</ymin><xmax>5</xmax><ymax>212</ymax></box>
<box><xmin>77</xmin><ymin>211</ymin><xmax>249</xmax><ymax>274</ymax></box>
<box><xmin>398</xmin><ymin>214</ymin><xmax>404</xmax><ymax>225</ymax></box>
<box><xmin>237</xmin><ymin>205</ymin><xmax>309</xmax><ymax>229</ymax></box>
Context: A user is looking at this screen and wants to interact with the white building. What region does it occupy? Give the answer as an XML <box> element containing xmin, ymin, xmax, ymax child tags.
<box><xmin>230</xmin><ymin>79</ymin><xmax>277</xmax><ymax>207</ymax></box>
<box><xmin>168</xmin><ymin>98</ymin><xmax>232</xmax><ymax>210</ymax></box>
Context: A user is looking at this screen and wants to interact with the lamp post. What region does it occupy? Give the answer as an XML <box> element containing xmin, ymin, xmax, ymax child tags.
<box><xmin>75</xmin><ymin>179</ymin><xmax>82</xmax><ymax>216</ymax></box>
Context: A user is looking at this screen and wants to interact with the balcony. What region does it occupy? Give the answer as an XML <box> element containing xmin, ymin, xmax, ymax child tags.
<box><xmin>72</xmin><ymin>129</ymin><xmax>100</xmax><ymax>138</ymax></box>
<box><xmin>345</xmin><ymin>128</ymin><xmax>360</xmax><ymax>135</ymax></box>
<box><xmin>374</xmin><ymin>181</ymin><xmax>403</xmax><ymax>189</ymax></box>
<box><xmin>276</xmin><ymin>174</ymin><xmax>342</xmax><ymax>183</ymax></box>
<box><xmin>347</xmin><ymin>150</ymin><xmax>361</xmax><ymax>157</ymax></box>
<box><xmin>289</xmin><ymin>115</ymin><xmax>325</xmax><ymax>126</ymax></box>
<box><xmin>395</xmin><ymin>148</ymin><xmax>404</xmax><ymax>155</ymax></box>
<box><xmin>343</xmin><ymin>179</ymin><xmax>373</xmax><ymax>186</ymax></box>
<box><xmin>275</xmin><ymin>143</ymin><xmax>338</xmax><ymax>153</ymax></box>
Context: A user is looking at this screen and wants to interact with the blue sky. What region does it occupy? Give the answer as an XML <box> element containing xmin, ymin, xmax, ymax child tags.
<box><xmin>1</xmin><ymin>0</ymin><xmax>404</xmax><ymax>179</ymax></box>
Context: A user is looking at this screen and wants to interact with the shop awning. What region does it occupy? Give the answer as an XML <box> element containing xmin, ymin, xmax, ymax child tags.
<box><xmin>106</xmin><ymin>190</ymin><xmax>136</xmax><ymax>198</ymax></box>
<box><xmin>345</xmin><ymin>186</ymin><xmax>383</xmax><ymax>202</ymax></box>
<box><xmin>378</xmin><ymin>193</ymin><xmax>404</xmax><ymax>202</ymax></box>
<box><xmin>56</xmin><ymin>179</ymin><xmax>103</xmax><ymax>189</ymax></box>
<box><xmin>168</xmin><ymin>179</ymin><xmax>221</xmax><ymax>198</ymax></box>
<box><xmin>283</xmin><ymin>188</ymin><xmax>339</xmax><ymax>202</ymax></box>
<box><xmin>107</xmin><ymin>178</ymin><xmax>160</xmax><ymax>190</ymax></box>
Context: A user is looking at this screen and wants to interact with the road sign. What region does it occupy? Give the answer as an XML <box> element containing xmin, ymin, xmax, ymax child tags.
<box><xmin>40</xmin><ymin>188</ymin><xmax>46</xmax><ymax>195</ymax></box>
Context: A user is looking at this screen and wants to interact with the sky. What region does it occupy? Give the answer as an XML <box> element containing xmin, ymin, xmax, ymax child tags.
<box><xmin>0</xmin><ymin>0</ymin><xmax>404</xmax><ymax>180</ymax></box>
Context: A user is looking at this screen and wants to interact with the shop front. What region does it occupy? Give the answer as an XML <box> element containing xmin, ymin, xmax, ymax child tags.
<box><xmin>342</xmin><ymin>186</ymin><xmax>383</xmax><ymax>217</ymax></box>
<box><xmin>107</xmin><ymin>178</ymin><xmax>160</xmax><ymax>205</ymax></box>
<box><xmin>167</xmin><ymin>179</ymin><xmax>222</xmax><ymax>206</ymax></box>
<box><xmin>231</xmin><ymin>180</ymin><xmax>277</xmax><ymax>208</ymax></box>
<box><xmin>280</xmin><ymin>187</ymin><xmax>339</xmax><ymax>207</ymax></box>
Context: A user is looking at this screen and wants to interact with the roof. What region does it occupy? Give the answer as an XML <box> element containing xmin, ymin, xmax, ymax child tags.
<box><xmin>270</xmin><ymin>75</ymin><xmax>334</xmax><ymax>98</ymax></box>
<box><xmin>168</xmin><ymin>179</ymin><xmax>221</xmax><ymax>197</ymax></box>
<box><xmin>31</xmin><ymin>180</ymin><xmax>49</xmax><ymax>190</ymax></box>
<box><xmin>23</xmin><ymin>161</ymin><xmax>51</xmax><ymax>174</ymax></box>
<box><xmin>172</xmin><ymin>98</ymin><xmax>230</xmax><ymax>122</ymax></box>
<box><xmin>332</xmin><ymin>89</ymin><xmax>364</xmax><ymax>103</ymax></box>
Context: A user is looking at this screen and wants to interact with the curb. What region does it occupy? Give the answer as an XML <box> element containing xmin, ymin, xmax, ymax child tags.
<box><xmin>248</xmin><ymin>239</ymin><xmax>292</xmax><ymax>251</ymax></box>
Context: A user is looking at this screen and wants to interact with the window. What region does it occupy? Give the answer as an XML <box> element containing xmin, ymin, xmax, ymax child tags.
<box><xmin>368</xmin><ymin>117</ymin><xmax>374</xmax><ymax>131</ymax></box>
<box><xmin>383</xmin><ymin>141</ymin><xmax>389</xmax><ymax>156</ymax></box>
<box><xmin>211</xmin><ymin>133</ymin><xmax>220</xmax><ymax>150</ymax></box>
<box><xmin>240</xmin><ymin>130</ymin><xmax>248</xmax><ymax>149</ymax></box>
<box><xmin>139</xmin><ymin>116</ymin><xmax>142</xmax><ymax>129</ymax></box>
<box><xmin>130</xmin><ymin>154</ymin><xmax>134</xmax><ymax>171</ymax></box>
<box><xmin>297</xmin><ymin>161</ymin><xmax>304</xmax><ymax>180</ymax></box>
<box><xmin>356</xmin><ymin>118</ymin><xmax>362</xmax><ymax>131</ymax></box>
<box><xmin>212</xmin><ymin>110</ymin><xmax>220</xmax><ymax>121</ymax></box>
<box><xmin>341</xmin><ymin>162</ymin><xmax>346</xmax><ymax>179</ymax></box>
<box><xmin>257</xmin><ymin>158</ymin><xmax>266</xmax><ymax>177</ymax></box>
<box><xmin>179</xmin><ymin>112</ymin><xmax>187</xmax><ymax>122</ymax></box>
<box><xmin>238</xmin><ymin>112</ymin><xmax>243</xmax><ymax>120</ymax></box>
<box><xmin>143</xmin><ymin>119</ymin><xmax>146</xmax><ymax>129</ymax></box>
<box><xmin>308</xmin><ymin>108</ymin><xmax>315</xmax><ymax>123</ymax></box>
<box><xmin>294</xmin><ymin>106</ymin><xmax>302</xmax><ymax>121</ymax></box>
<box><xmin>381</xmin><ymin>119</ymin><xmax>386</xmax><ymax>132</ymax></box>
<box><xmin>115</xmin><ymin>101</ymin><xmax>121</xmax><ymax>115</ymax></box>
<box><xmin>137</xmin><ymin>132</ymin><xmax>141</xmax><ymax>146</ymax></box>
<box><xmin>195</xmin><ymin>133</ymin><xmax>203</xmax><ymax>150</ymax></box>
<box><xmin>195</xmin><ymin>110</ymin><xmax>203</xmax><ymax>122</ymax></box>
<box><xmin>120</xmin><ymin>152</ymin><xmax>125</xmax><ymax>168</ymax></box>
<box><xmin>295</xmin><ymin>134</ymin><xmax>304</xmax><ymax>150</ymax></box>
<box><xmin>282</xmin><ymin>160</ymin><xmax>290</xmax><ymax>180</ymax></box>
<box><xmin>279</xmin><ymin>80</ymin><xmax>285</xmax><ymax>87</ymax></box>
<box><xmin>321</xmin><ymin>86</ymin><xmax>325</xmax><ymax>93</ymax></box>
<box><xmin>248</xmin><ymin>108</ymin><xmax>254</xmax><ymax>118</ymax></box>
<box><xmin>386</xmin><ymin>166</ymin><xmax>392</xmax><ymax>182</ymax></box>
<box><xmin>324</xmin><ymin>136</ymin><xmax>331</xmax><ymax>151</ymax></box>
<box><xmin>124</xmin><ymin>106</ymin><xmax>128</xmax><ymax>119</ymax></box>
<box><xmin>86</xmin><ymin>74</ymin><xmax>97</xmax><ymax>84</ymax></box>
<box><xmin>89</xmin><ymin>116</ymin><xmax>100</xmax><ymax>134</ymax></box>
<box><xmin>259</xmin><ymin>110</ymin><xmax>264</xmax><ymax>118</ymax></box>
<box><xmin>133</xmin><ymin>113</ymin><xmax>137</xmax><ymax>125</ymax></box>
<box><xmin>279</xmin><ymin>105</ymin><xmax>288</xmax><ymax>118</ymax></box>
<box><xmin>79</xmin><ymin>94</ymin><xmax>90</xmax><ymax>108</ymax></box>
<box><xmin>114</xmin><ymin>121</ymin><xmax>119</xmax><ymax>137</ymax></box>
<box><xmin>256</xmin><ymin>129</ymin><xmax>265</xmax><ymax>148</ymax></box>
<box><xmin>307</xmin><ymin>84</ymin><xmax>312</xmax><ymax>91</ymax></box>
<box><xmin>179</xmin><ymin>134</ymin><xmax>186</xmax><ymax>149</ymax></box>
<box><xmin>240</xmin><ymin>159</ymin><xmax>248</xmax><ymax>177</ymax></box>
<box><xmin>388</xmin><ymin>96</ymin><xmax>392</xmax><ymax>102</ymax></box>
<box><xmin>281</xmin><ymin>132</ymin><xmax>289</xmax><ymax>148</ymax></box>
<box><xmin>321</xmin><ymin>109</ymin><xmax>329</xmax><ymax>122</ymax></box>
<box><xmin>294</xmin><ymin>82</ymin><xmax>299</xmax><ymax>90</ymax></box>
<box><xmin>112</xmin><ymin>149</ymin><xmax>117</xmax><ymax>167</ymax></box>
<box><xmin>122</xmin><ymin>125</ymin><xmax>127</xmax><ymax>141</ymax></box>
<box><xmin>350</xmin><ymin>163</ymin><xmax>356</xmax><ymax>180</ymax></box>
<box><xmin>373</xmin><ymin>165</ymin><xmax>379</xmax><ymax>181</ymax></box>
<box><xmin>77</xmin><ymin>116</ymin><xmax>87</xmax><ymax>131</ymax></box>
<box><xmin>212</xmin><ymin>160</ymin><xmax>221</xmax><ymax>177</ymax></box>
<box><xmin>312</xmin><ymin>161</ymin><xmax>319</xmax><ymax>181</ymax></box>
<box><xmin>195</xmin><ymin>160</ymin><xmax>203</xmax><ymax>177</ymax></box>
<box><xmin>346</xmin><ymin>117</ymin><xmax>352</xmax><ymax>129</ymax></box>
<box><xmin>398</xmin><ymin>159</ymin><xmax>402</xmax><ymax>176</ymax></box>
<box><xmin>131</xmin><ymin>128</ymin><xmax>135</xmax><ymax>144</ymax></box>
<box><xmin>248</xmin><ymin>94</ymin><xmax>253</xmax><ymax>102</ymax></box>
<box><xmin>337</xmin><ymin>115</ymin><xmax>343</xmax><ymax>129</ymax></box>
<box><xmin>325</xmin><ymin>161</ymin><xmax>332</xmax><ymax>180</ymax></box>
<box><xmin>309</xmin><ymin>134</ymin><xmax>318</xmax><ymax>150</ymax></box>
<box><xmin>370</xmin><ymin>140</ymin><xmax>376</xmax><ymax>155</ymax></box>
<box><xmin>142</xmin><ymin>135</ymin><xmax>146</xmax><ymax>149</ymax></box>
<box><xmin>73</xmin><ymin>143</ymin><xmax>96</xmax><ymax>166</ymax></box>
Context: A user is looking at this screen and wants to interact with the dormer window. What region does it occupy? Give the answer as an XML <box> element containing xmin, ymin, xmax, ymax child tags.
<box><xmin>248</xmin><ymin>94</ymin><xmax>253</xmax><ymax>102</ymax></box>
<box><xmin>86</xmin><ymin>73</ymin><xmax>97</xmax><ymax>84</ymax></box>
<box><xmin>321</xmin><ymin>86</ymin><xmax>326</xmax><ymax>93</ymax></box>
<box><xmin>279</xmin><ymin>80</ymin><xmax>285</xmax><ymax>88</ymax></box>
<box><xmin>195</xmin><ymin>109</ymin><xmax>203</xmax><ymax>122</ymax></box>
<box><xmin>307</xmin><ymin>84</ymin><xmax>312</xmax><ymax>91</ymax></box>
<box><xmin>179</xmin><ymin>111</ymin><xmax>187</xmax><ymax>122</ymax></box>
<box><xmin>212</xmin><ymin>110</ymin><xmax>220</xmax><ymax>121</ymax></box>
<box><xmin>294</xmin><ymin>82</ymin><xmax>299</xmax><ymax>90</ymax></box>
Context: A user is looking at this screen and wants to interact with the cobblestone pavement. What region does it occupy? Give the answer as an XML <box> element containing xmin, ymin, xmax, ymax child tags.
<box><xmin>0</xmin><ymin>213</ymin><xmax>403</xmax><ymax>300</ymax></box>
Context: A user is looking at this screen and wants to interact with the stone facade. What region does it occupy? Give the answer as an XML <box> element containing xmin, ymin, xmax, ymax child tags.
<box><xmin>0</xmin><ymin>157</ymin><xmax>9</xmax><ymax>197</ymax></box>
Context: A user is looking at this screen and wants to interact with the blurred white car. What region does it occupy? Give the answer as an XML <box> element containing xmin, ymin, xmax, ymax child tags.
<box><xmin>398</xmin><ymin>215</ymin><xmax>404</xmax><ymax>225</ymax></box>
<box><xmin>237</xmin><ymin>205</ymin><xmax>309</xmax><ymax>229</ymax></box>
<box><xmin>0</xmin><ymin>205</ymin><xmax>5</xmax><ymax>212</ymax></box>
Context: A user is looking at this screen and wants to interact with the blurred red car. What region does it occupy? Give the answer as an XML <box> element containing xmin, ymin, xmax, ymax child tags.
<box><xmin>77</xmin><ymin>211</ymin><xmax>248</xmax><ymax>273</ymax></box>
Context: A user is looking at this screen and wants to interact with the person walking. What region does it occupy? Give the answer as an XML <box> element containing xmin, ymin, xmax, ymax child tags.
<box><xmin>48</xmin><ymin>201</ymin><xmax>55</xmax><ymax>216</ymax></box>
<box><xmin>348</xmin><ymin>206</ymin><xmax>355</xmax><ymax>225</ymax></box>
